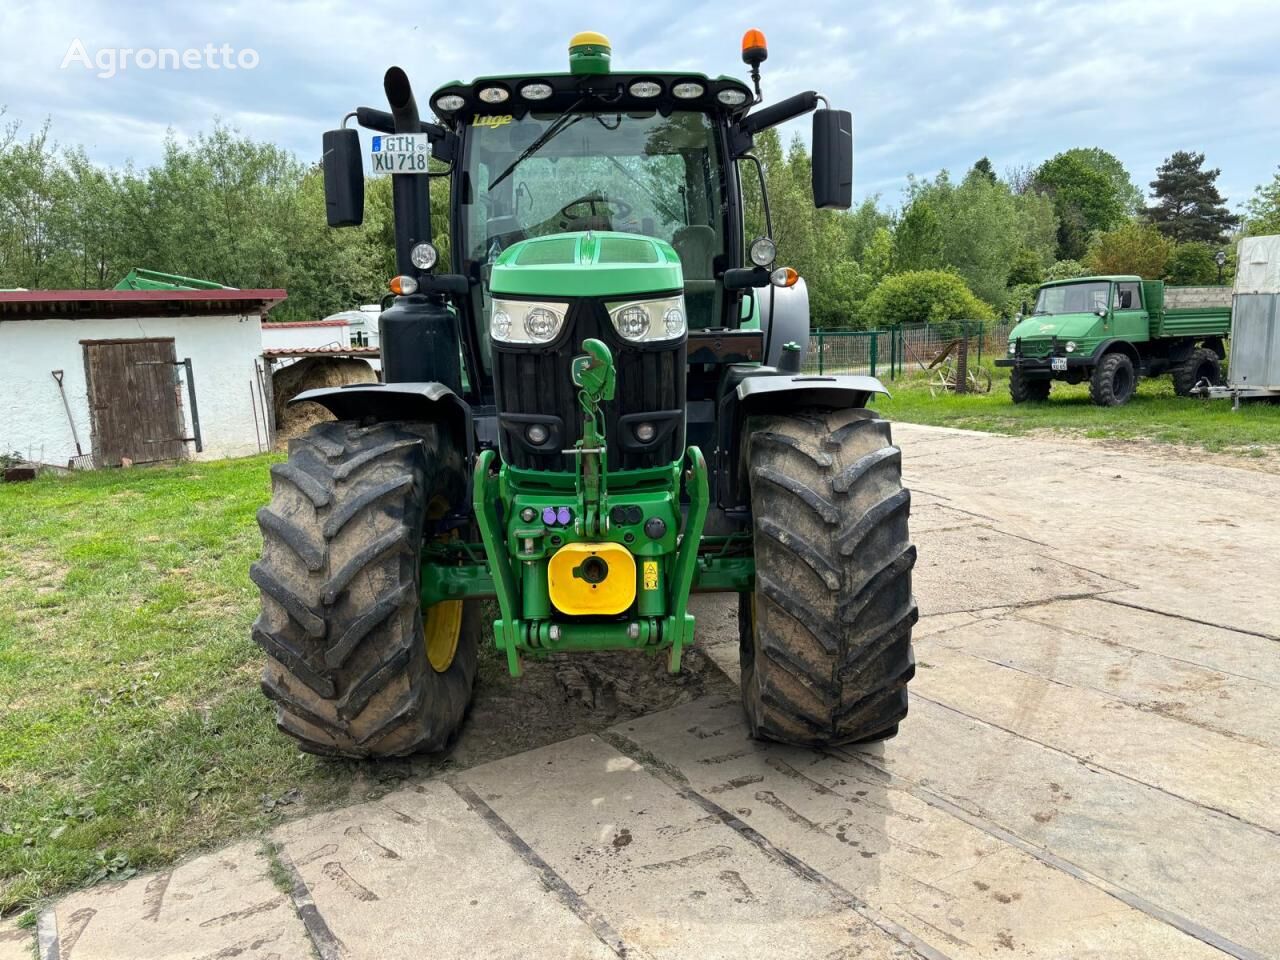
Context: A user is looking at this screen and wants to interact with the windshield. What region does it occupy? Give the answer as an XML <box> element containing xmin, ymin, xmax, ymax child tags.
<box><xmin>462</xmin><ymin>109</ymin><xmax>726</xmax><ymax>339</ymax></box>
<box><xmin>1034</xmin><ymin>282</ymin><xmax>1111</xmax><ymax>316</ymax></box>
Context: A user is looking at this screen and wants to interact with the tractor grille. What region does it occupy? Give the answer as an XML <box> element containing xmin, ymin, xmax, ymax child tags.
<box><xmin>494</xmin><ymin>298</ymin><xmax>685</xmax><ymax>472</ymax></box>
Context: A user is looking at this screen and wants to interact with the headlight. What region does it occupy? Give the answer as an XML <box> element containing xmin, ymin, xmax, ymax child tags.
<box><xmin>1008</xmin><ymin>341</ymin><xmax>1017</xmax><ymax>353</ymax></box>
<box><xmin>1065</xmin><ymin>341</ymin><xmax>1077</xmax><ymax>353</ymax></box>
<box><xmin>672</xmin><ymin>82</ymin><xmax>705</xmax><ymax>99</ymax></box>
<box><xmin>490</xmin><ymin>299</ymin><xmax>567</xmax><ymax>344</ymax></box>
<box><xmin>749</xmin><ymin>236</ymin><xmax>776</xmax><ymax>267</ymax></box>
<box><xmin>410</xmin><ymin>242</ymin><xmax>438</xmax><ymax>271</ymax></box>
<box><xmin>607</xmin><ymin>295</ymin><xmax>687</xmax><ymax>342</ymax></box>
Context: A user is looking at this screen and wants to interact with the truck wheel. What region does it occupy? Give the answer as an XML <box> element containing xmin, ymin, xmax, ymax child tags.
<box><xmin>251</xmin><ymin>420</ymin><xmax>479</xmax><ymax>758</ymax></box>
<box><xmin>1172</xmin><ymin>347</ymin><xmax>1223</xmax><ymax>396</ymax></box>
<box><xmin>1089</xmin><ymin>353</ymin><xmax>1137</xmax><ymax>406</ymax></box>
<box><xmin>1009</xmin><ymin>369</ymin><xmax>1051</xmax><ymax>403</ymax></box>
<box><xmin>739</xmin><ymin>409</ymin><xmax>917</xmax><ymax>746</ymax></box>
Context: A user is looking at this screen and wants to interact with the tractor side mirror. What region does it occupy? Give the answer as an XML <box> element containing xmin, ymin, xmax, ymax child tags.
<box><xmin>322</xmin><ymin>128</ymin><xmax>364</xmax><ymax>228</ymax></box>
<box><xmin>811</xmin><ymin>108</ymin><xmax>853</xmax><ymax>210</ymax></box>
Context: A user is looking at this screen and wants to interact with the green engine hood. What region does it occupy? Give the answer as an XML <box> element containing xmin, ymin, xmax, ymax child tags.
<box><xmin>489</xmin><ymin>231</ymin><xmax>684</xmax><ymax>299</ymax></box>
<box><xmin>1009</xmin><ymin>313</ymin><xmax>1102</xmax><ymax>342</ymax></box>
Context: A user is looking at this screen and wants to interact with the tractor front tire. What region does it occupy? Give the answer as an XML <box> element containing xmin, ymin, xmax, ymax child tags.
<box><xmin>251</xmin><ymin>420</ymin><xmax>479</xmax><ymax>758</ymax></box>
<box><xmin>1172</xmin><ymin>347</ymin><xmax>1223</xmax><ymax>397</ymax></box>
<box><xmin>739</xmin><ymin>409</ymin><xmax>917</xmax><ymax>746</ymax></box>
<box><xmin>1089</xmin><ymin>353</ymin><xmax>1137</xmax><ymax>407</ymax></box>
<box><xmin>1009</xmin><ymin>368</ymin><xmax>1051</xmax><ymax>403</ymax></box>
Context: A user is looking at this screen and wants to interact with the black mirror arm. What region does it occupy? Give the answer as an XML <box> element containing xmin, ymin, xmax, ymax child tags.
<box><xmin>723</xmin><ymin>267</ymin><xmax>771</xmax><ymax>291</ymax></box>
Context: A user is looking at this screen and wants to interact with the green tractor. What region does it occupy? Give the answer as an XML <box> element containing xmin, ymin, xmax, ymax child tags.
<box><xmin>251</xmin><ymin>30</ymin><xmax>917</xmax><ymax>757</ymax></box>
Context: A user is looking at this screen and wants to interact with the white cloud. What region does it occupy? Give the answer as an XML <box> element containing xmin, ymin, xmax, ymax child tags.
<box><xmin>0</xmin><ymin>0</ymin><xmax>1277</xmax><ymax>206</ymax></box>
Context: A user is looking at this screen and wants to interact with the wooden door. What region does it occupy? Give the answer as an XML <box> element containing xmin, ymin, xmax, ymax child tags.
<box><xmin>82</xmin><ymin>338</ymin><xmax>188</xmax><ymax>466</ymax></box>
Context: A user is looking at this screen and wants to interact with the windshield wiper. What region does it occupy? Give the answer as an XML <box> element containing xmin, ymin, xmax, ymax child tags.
<box><xmin>489</xmin><ymin>97</ymin><xmax>586</xmax><ymax>191</ymax></box>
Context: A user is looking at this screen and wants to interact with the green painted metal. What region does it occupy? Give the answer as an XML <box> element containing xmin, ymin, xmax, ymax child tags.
<box><xmin>114</xmin><ymin>268</ymin><xmax>231</xmax><ymax>291</ymax></box>
<box><xmin>1008</xmin><ymin>278</ymin><xmax>1232</xmax><ymax>362</ymax></box>
<box><xmin>662</xmin><ymin>446</ymin><xmax>709</xmax><ymax>673</ymax></box>
<box><xmin>489</xmin><ymin>232</ymin><xmax>683</xmax><ymax>299</ymax></box>
<box><xmin>472</xmin><ymin>450</ymin><xmax>524</xmax><ymax>677</ymax></box>
<box><xmin>570</xmin><ymin>338</ymin><xmax>616</xmax><ymax>538</ymax></box>
<box><xmin>693</xmin><ymin>554</ymin><xmax>754</xmax><ymax>593</ymax></box>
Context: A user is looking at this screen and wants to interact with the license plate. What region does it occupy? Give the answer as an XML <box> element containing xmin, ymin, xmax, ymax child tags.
<box><xmin>1050</xmin><ymin>357</ymin><xmax>1068</xmax><ymax>372</ymax></box>
<box><xmin>370</xmin><ymin>134</ymin><xmax>429</xmax><ymax>174</ymax></box>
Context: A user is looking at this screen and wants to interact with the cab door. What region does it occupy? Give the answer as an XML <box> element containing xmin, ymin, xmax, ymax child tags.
<box><xmin>1109</xmin><ymin>281</ymin><xmax>1147</xmax><ymax>343</ymax></box>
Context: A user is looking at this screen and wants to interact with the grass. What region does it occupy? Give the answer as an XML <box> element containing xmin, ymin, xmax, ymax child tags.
<box><xmin>876</xmin><ymin>365</ymin><xmax>1280</xmax><ymax>455</ymax></box>
<box><xmin>0</xmin><ymin>455</ymin><xmax>358</xmax><ymax>916</ymax></box>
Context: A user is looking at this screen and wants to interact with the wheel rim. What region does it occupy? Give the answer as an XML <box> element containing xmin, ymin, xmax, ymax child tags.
<box><xmin>423</xmin><ymin>496</ymin><xmax>462</xmax><ymax>673</ymax></box>
<box><xmin>424</xmin><ymin>599</ymin><xmax>463</xmax><ymax>672</ymax></box>
<box><xmin>1115</xmin><ymin>366</ymin><xmax>1132</xmax><ymax>400</ymax></box>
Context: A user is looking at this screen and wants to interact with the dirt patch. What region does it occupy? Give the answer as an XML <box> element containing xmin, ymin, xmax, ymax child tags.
<box><xmin>315</xmin><ymin>644</ymin><xmax>736</xmax><ymax>806</ymax></box>
<box><xmin>271</xmin><ymin>358</ymin><xmax>378</xmax><ymax>447</ymax></box>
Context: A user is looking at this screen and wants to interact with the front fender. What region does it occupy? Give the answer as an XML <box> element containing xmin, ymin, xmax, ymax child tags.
<box><xmin>735</xmin><ymin>372</ymin><xmax>889</xmax><ymax>413</ymax></box>
<box><xmin>718</xmin><ymin>372</ymin><xmax>891</xmax><ymax>508</ymax></box>
<box><xmin>289</xmin><ymin>381</ymin><xmax>473</xmax><ymax>458</ymax></box>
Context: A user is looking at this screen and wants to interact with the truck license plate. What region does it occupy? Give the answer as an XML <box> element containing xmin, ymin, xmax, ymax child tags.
<box><xmin>1050</xmin><ymin>357</ymin><xmax>1068</xmax><ymax>371</ymax></box>
<box><xmin>370</xmin><ymin>134</ymin><xmax>429</xmax><ymax>174</ymax></box>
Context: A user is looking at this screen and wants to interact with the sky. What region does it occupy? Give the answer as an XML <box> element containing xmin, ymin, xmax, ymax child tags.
<box><xmin>1</xmin><ymin>0</ymin><xmax>1278</xmax><ymax>212</ymax></box>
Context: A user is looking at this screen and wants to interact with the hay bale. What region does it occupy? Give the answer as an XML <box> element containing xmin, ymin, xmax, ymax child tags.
<box><xmin>272</xmin><ymin>357</ymin><xmax>378</xmax><ymax>446</ymax></box>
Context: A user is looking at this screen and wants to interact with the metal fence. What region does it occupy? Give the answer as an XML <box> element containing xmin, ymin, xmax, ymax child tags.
<box><xmin>806</xmin><ymin>321</ymin><xmax>1015</xmax><ymax>380</ymax></box>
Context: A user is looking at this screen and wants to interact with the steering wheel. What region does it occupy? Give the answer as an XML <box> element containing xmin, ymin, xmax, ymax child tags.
<box><xmin>558</xmin><ymin>193</ymin><xmax>633</xmax><ymax>226</ymax></box>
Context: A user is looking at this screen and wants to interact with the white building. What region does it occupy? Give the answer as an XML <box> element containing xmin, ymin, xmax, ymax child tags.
<box><xmin>0</xmin><ymin>288</ymin><xmax>285</xmax><ymax>467</ymax></box>
<box><xmin>260</xmin><ymin>318</ymin><xmax>352</xmax><ymax>354</ymax></box>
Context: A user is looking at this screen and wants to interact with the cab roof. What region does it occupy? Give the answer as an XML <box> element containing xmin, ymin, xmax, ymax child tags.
<box><xmin>1041</xmin><ymin>275</ymin><xmax>1142</xmax><ymax>287</ymax></box>
<box><xmin>428</xmin><ymin>71</ymin><xmax>753</xmax><ymax>125</ymax></box>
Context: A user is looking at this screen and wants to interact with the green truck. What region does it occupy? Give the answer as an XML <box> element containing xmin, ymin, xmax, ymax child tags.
<box><xmin>997</xmin><ymin>276</ymin><xmax>1232</xmax><ymax>405</ymax></box>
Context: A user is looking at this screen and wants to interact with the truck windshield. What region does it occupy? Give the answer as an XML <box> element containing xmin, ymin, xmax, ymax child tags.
<box><xmin>462</xmin><ymin>109</ymin><xmax>726</xmax><ymax>332</ymax></box>
<box><xmin>1034</xmin><ymin>282</ymin><xmax>1111</xmax><ymax>316</ymax></box>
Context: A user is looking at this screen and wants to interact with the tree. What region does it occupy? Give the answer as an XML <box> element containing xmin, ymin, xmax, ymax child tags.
<box><xmin>1245</xmin><ymin>167</ymin><xmax>1280</xmax><ymax>236</ymax></box>
<box><xmin>1064</xmin><ymin>147</ymin><xmax>1144</xmax><ymax>214</ymax></box>
<box><xmin>861</xmin><ymin>270</ymin><xmax>994</xmax><ymax>327</ymax></box>
<box><xmin>1164</xmin><ymin>242</ymin><xmax>1231</xmax><ymax>286</ymax></box>
<box><xmin>1147</xmin><ymin>151</ymin><xmax>1240</xmax><ymax>243</ymax></box>
<box><xmin>1045</xmin><ymin>259</ymin><xmax>1089</xmax><ymax>281</ymax></box>
<box><xmin>893</xmin><ymin>196</ymin><xmax>943</xmax><ymax>271</ymax></box>
<box><xmin>1084</xmin><ymin>221</ymin><xmax>1173</xmax><ymax>279</ymax></box>
<box><xmin>1007</xmin><ymin>247</ymin><xmax>1044</xmax><ymax>287</ymax></box>
<box><xmin>970</xmin><ymin>157</ymin><xmax>997</xmax><ymax>185</ymax></box>
<box><xmin>895</xmin><ymin>170</ymin><xmax>1055</xmax><ymax>306</ymax></box>
<box><xmin>1032</xmin><ymin>151</ymin><xmax>1130</xmax><ymax>260</ymax></box>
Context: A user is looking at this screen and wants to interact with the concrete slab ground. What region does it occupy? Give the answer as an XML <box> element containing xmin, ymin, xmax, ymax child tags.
<box><xmin>26</xmin><ymin>424</ymin><xmax>1280</xmax><ymax>959</ymax></box>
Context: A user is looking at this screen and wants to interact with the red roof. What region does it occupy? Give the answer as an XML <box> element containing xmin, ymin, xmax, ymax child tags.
<box><xmin>0</xmin><ymin>288</ymin><xmax>286</xmax><ymax>319</ymax></box>
<box><xmin>263</xmin><ymin>345</ymin><xmax>380</xmax><ymax>358</ymax></box>
<box><xmin>262</xmin><ymin>319</ymin><xmax>351</xmax><ymax>328</ymax></box>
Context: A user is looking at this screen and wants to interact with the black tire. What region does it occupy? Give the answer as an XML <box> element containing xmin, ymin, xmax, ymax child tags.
<box><xmin>1172</xmin><ymin>347</ymin><xmax>1223</xmax><ymax>397</ymax></box>
<box><xmin>1089</xmin><ymin>352</ymin><xmax>1137</xmax><ymax>406</ymax></box>
<box><xmin>251</xmin><ymin>420</ymin><xmax>479</xmax><ymax>758</ymax></box>
<box><xmin>738</xmin><ymin>409</ymin><xmax>917</xmax><ymax>747</ymax></box>
<box><xmin>1009</xmin><ymin>368</ymin><xmax>1051</xmax><ymax>403</ymax></box>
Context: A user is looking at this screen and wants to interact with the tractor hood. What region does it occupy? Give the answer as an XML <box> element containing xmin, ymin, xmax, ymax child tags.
<box><xmin>489</xmin><ymin>231</ymin><xmax>684</xmax><ymax>299</ymax></box>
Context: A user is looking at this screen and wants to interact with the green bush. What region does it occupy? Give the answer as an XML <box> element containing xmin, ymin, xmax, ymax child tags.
<box><xmin>1164</xmin><ymin>242</ymin><xmax>1226</xmax><ymax>286</ymax></box>
<box><xmin>861</xmin><ymin>270</ymin><xmax>995</xmax><ymax>327</ymax></box>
